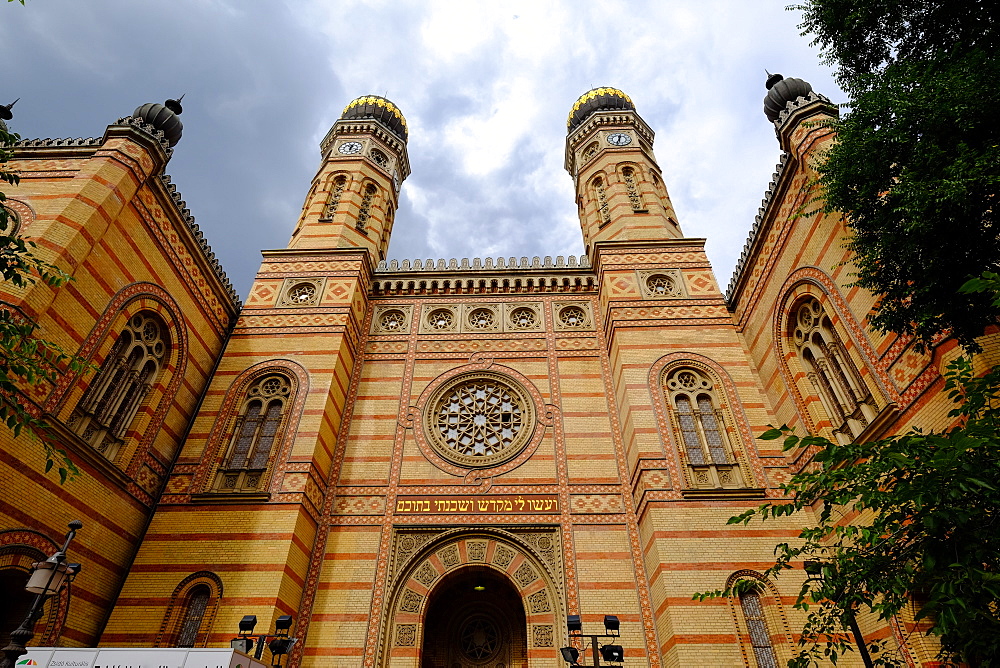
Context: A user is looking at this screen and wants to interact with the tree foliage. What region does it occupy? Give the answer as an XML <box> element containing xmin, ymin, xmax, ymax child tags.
<box><xmin>696</xmin><ymin>357</ymin><xmax>1000</xmax><ymax>667</ymax></box>
<box><xmin>793</xmin><ymin>0</ymin><xmax>1000</xmax><ymax>352</ymax></box>
<box><xmin>1</xmin><ymin>123</ymin><xmax>84</xmax><ymax>483</ymax></box>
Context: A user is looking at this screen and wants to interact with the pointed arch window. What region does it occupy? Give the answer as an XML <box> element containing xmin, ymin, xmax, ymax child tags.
<box><xmin>592</xmin><ymin>177</ymin><xmax>611</xmax><ymax>226</ymax></box>
<box><xmin>740</xmin><ymin>589</ymin><xmax>779</xmax><ymax>668</ymax></box>
<box><xmin>319</xmin><ymin>175</ymin><xmax>348</xmax><ymax>221</ymax></box>
<box><xmin>71</xmin><ymin>312</ymin><xmax>168</xmax><ymax>460</ymax></box>
<box><xmin>664</xmin><ymin>367</ymin><xmax>746</xmax><ymax>490</ymax></box>
<box><xmin>357</xmin><ymin>183</ymin><xmax>378</xmax><ymax>231</ymax></box>
<box><xmin>791</xmin><ymin>298</ymin><xmax>878</xmax><ymax>443</ymax></box>
<box><xmin>213</xmin><ymin>374</ymin><xmax>292</xmax><ymax>494</ymax></box>
<box><xmin>621</xmin><ymin>166</ymin><xmax>644</xmax><ymax>212</ymax></box>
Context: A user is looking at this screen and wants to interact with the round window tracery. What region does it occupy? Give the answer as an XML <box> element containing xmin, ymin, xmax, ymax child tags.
<box><xmin>467</xmin><ymin>308</ymin><xmax>496</xmax><ymax>330</ymax></box>
<box><xmin>509</xmin><ymin>307</ymin><xmax>537</xmax><ymax>330</ymax></box>
<box><xmin>423</xmin><ymin>372</ymin><xmax>535</xmax><ymax>468</ymax></box>
<box><xmin>646</xmin><ymin>273</ymin><xmax>677</xmax><ymax>296</ymax></box>
<box><xmin>460</xmin><ymin>616</ymin><xmax>500</xmax><ymax>662</ymax></box>
<box><xmin>558</xmin><ymin>305</ymin><xmax>587</xmax><ymax>328</ymax></box>
<box><xmin>380</xmin><ymin>309</ymin><xmax>407</xmax><ymax>331</ymax></box>
<box><xmin>287</xmin><ymin>282</ymin><xmax>317</xmax><ymax>304</ymax></box>
<box><xmin>428</xmin><ymin>308</ymin><xmax>455</xmax><ymax>331</ymax></box>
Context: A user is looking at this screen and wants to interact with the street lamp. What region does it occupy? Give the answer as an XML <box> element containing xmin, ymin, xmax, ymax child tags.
<box><xmin>558</xmin><ymin>612</ymin><xmax>625</xmax><ymax>666</ymax></box>
<box><xmin>803</xmin><ymin>560</ymin><xmax>874</xmax><ymax>668</ymax></box>
<box><xmin>0</xmin><ymin>520</ymin><xmax>83</xmax><ymax>668</ymax></box>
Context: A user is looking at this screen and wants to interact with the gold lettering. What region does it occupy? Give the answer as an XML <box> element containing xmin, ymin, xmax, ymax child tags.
<box><xmin>516</xmin><ymin>496</ymin><xmax>525</xmax><ymax>510</ymax></box>
<box><xmin>479</xmin><ymin>500</ymin><xmax>489</xmax><ymax>512</ymax></box>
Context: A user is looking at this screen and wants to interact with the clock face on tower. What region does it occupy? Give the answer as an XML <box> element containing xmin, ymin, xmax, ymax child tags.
<box><xmin>338</xmin><ymin>141</ymin><xmax>363</xmax><ymax>155</ymax></box>
<box><xmin>607</xmin><ymin>132</ymin><xmax>632</xmax><ymax>146</ymax></box>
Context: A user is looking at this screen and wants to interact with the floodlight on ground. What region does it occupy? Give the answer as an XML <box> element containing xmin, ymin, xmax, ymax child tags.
<box><xmin>230</xmin><ymin>637</ymin><xmax>253</xmax><ymax>654</ymax></box>
<box><xmin>600</xmin><ymin>644</ymin><xmax>625</xmax><ymax>662</ymax></box>
<box><xmin>566</xmin><ymin>614</ymin><xmax>582</xmax><ymax>633</ymax></box>
<box><xmin>559</xmin><ymin>646</ymin><xmax>580</xmax><ymax>663</ymax></box>
<box><xmin>603</xmin><ymin>614</ymin><xmax>620</xmax><ymax>635</ymax></box>
<box><xmin>275</xmin><ymin>615</ymin><xmax>293</xmax><ymax>633</ymax></box>
<box><xmin>238</xmin><ymin>614</ymin><xmax>258</xmax><ymax>633</ymax></box>
<box><xmin>268</xmin><ymin>636</ymin><xmax>298</xmax><ymax>655</ymax></box>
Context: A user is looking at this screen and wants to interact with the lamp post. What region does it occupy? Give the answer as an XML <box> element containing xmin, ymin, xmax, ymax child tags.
<box><xmin>803</xmin><ymin>560</ymin><xmax>874</xmax><ymax>668</ymax></box>
<box><xmin>558</xmin><ymin>614</ymin><xmax>625</xmax><ymax>666</ymax></box>
<box><xmin>0</xmin><ymin>520</ymin><xmax>83</xmax><ymax>668</ymax></box>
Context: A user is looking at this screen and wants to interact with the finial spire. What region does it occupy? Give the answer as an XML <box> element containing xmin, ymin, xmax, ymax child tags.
<box><xmin>0</xmin><ymin>98</ymin><xmax>19</xmax><ymax>121</ymax></box>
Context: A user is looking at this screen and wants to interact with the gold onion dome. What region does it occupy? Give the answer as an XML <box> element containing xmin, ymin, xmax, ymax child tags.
<box><xmin>341</xmin><ymin>95</ymin><xmax>408</xmax><ymax>142</ymax></box>
<box><xmin>567</xmin><ymin>87</ymin><xmax>634</xmax><ymax>131</ymax></box>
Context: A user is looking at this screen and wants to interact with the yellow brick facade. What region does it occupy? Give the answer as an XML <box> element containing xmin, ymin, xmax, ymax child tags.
<box><xmin>1</xmin><ymin>86</ymin><xmax>987</xmax><ymax>667</ymax></box>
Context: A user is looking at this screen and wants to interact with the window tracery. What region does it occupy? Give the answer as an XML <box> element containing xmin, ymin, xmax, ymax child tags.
<box><xmin>212</xmin><ymin>374</ymin><xmax>292</xmax><ymax>493</ymax></box>
<box><xmin>664</xmin><ymin>367</ymin><xmax>746</xmax><ymax>489</ymax></box>
<box><xmin>622</xmin><ymin>166</ymin><xmax>643</xmax><ymax>211</ymax></box>
<box><xmin>176</xmin><ymin>585</ymin><xmax>210</xmax><ymax>647</ymax></box>
<box><xmin>791</xmin><ymin>298</ymin><xmax>878</xmax><ymax>443</ymax></box>
<box><xmin>357</xmin><ymin>183</ymin><xmax>378</xmax><ymax>231</ymax></box>
<box><xmin>319</xmin><ymin>175</ymin><xmax>347</xmax><ymax>221</ymax></box>
<box><xmin>740</xmin><ymin>589</ymin><xmax>779</xmax><ymax>668</ymax></box>
<box><xmin>70</xmin><ymin>312</ymin><xmax>168</xmax><ymax>460</ymax></box>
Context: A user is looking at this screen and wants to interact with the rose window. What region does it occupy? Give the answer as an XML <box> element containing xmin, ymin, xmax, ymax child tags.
<box><xmin>428</xmin><ymin>308</ymin><xmax>455</xmax><ymax>331</ymax></box>
<box><xmin>380</xmin><ymin>309</ymin><xmax>406</xmax><ymax>331</ymax></box>
<box><xmin>423</xmin><ymin>372</ymin><xmax>535</xmax><ymax>468</ymax></box>
<box><xmin>558</xmin><ymin>305</ymin><xmax>587</xmax><ymax>328</ymax></box>
<box><xmin>509</xmin><ymin>307</ymin><xmax>537</xmax><ymax>330</ymax></box>
<box><xmin>287</xmin><ymin>282</ymin><xmax>317</xmax><ymax>304</ymax></box>
<box><xmin>467</xmin><ymin>308</ymin><xmax>496</xmax><ymax>330</ymax></box>
<box><xmin>646</xmin><ymin>273</ymin><xmax>677</xmax><ymax>296</ymax></box>
<box><xmin>460</xmin><ymin>616</ymin><xmax>500</xmax><ymax>662</ymax></box>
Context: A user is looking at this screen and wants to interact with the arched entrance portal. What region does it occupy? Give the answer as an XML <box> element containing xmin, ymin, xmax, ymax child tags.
<box><xmin>421</xmin><ymin>566</ymin><xmax>527</xmax><ymax>668</ymax></box>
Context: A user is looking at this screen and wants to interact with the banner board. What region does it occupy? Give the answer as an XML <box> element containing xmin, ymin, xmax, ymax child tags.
<box><xmin>18</xmin><ymin>648</ymin><xmax>267</xmax><ymax>668</ymax></box>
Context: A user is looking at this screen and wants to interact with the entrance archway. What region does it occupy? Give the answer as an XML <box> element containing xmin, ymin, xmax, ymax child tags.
<box><xmin>422</xmin><ymin>566</ymin><xmax>527</xmax><ymax>668</ymax></box>
<box><xmin>380</xmin><ymin>529</ymin><xmax>562</xmax><ymax>667</ymax></box>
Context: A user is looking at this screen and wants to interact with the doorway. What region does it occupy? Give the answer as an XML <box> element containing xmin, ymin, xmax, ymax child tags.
<box><xmin>421</xmin><ymin>566</ymin><xmax>527</xmax><ymax>668</ymax></box>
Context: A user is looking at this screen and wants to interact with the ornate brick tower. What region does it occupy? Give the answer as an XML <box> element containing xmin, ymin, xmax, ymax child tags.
<box><xmin>288</xmin><ymin>95</ymin><xmax>410</xmax><ymax>261</ymax></box>
<box><xmin>564</xmin><ymin>87</ymin><xmax>682</xmax><ymax>254</ymax></box>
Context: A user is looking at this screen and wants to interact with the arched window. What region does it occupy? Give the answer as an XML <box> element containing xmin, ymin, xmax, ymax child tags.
<box><xmin>176</xmin><ymin>585</ymin><xmax>210</xmax><ymax>647</ymax></box>
<box><xmin>213</xmin><ymin>374</ymin><xmax>292</xmax><ymax>493</ymax></box>
<box><xmin>71</xmin><ymin>312</ymin><xmax>168</xmax><ymax>460</ymax></box>
<box><xmin>621</xmin><ymin>166</ymin><xmax>644</xmax><ymax>212</ymax></box>
<box><xmin>740</xmin><ymin>589</ymin><xmax>779</xmax><ymax>668</ymax></box>
<box><xmin>791</xmin><ymin>298</ymin><xmax>878</xmax><ymax>443</ymax></box>
<box><xmin>664</xmin><ymin>367</ymin><xmax>746</xmax><ymax>489</ymax></box>
<box><xmin>357</xmin><ymin>183</ymin><xmax>378</xmax><ymax>231</ymax></box>
<box><xmin>592</xmin><ymin>177</ymin><xmax>611</xmax><ymax>226</ymax></box>
<box><xmin>319</xmin><ymin>175</ymin><xmax>347</xmax><ymax>221</ymax></box>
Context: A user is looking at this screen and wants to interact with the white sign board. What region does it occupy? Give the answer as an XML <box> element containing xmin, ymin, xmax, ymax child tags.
<box><xmin>18</xmin><ymin>648</ymin><xmax>266</xmax><ymax>668</ymax></box>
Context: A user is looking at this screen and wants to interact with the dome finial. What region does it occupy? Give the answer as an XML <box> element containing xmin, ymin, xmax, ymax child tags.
<box><xmin>1</xmin><ymin>98</ymin><xmax>19</xmax><ymax>122</ymax></box>
<box><xmin>132</xmin><ymin>98</ymin><xmax>185</xmax><ymax>146</ymax></box>
<box><xmin>763</xmin><ymin>74</ymin><xmax>813</xmax><ymax>122</ymax></box>
<box><xmin>165</xmin><ymin>94</ymin><xmax>184</xmax><ymax>115</ymax></box>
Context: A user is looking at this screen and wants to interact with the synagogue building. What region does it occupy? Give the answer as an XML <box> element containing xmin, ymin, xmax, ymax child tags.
<box><xmin>0</xmin><ymin>78</ymin><xmax>970</xmax><ymax>666</ymax></box>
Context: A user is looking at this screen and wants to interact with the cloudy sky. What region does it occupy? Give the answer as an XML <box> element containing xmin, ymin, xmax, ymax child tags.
<box><xmin>1</xmin><ymin>0</ymin><xmax>843</xmax><ymax>300</ymax></box>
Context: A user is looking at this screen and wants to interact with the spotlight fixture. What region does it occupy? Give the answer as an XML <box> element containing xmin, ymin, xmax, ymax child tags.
<box><xmin>600</xmin><ymin>644</ymin><xmax>625</xmax><ymax>662</ymax></box>
<box><xmin>275</xmin><ymin>615</ymin><xmax>293</xmax><ymax>632</ymax></box>
<box><xmin>559</xmin><ymin>646</ymin><xmax>580</xmax><ymax>663</ymax></box>
<box><xmin>238</xmin><ymin>614</ymin><xmax>258</xmax><ymax>633</ymax></box>
<box><xmin>473</xmin><ymin>583</ymin><xmax>486</xmax><ymax>591</ymax></box>
<box><xmin>268</xmin><ymin>636</ymin><xmax>298</xmax><ymax>655</ymax></box>
<box><xmin>603</xmin><ymin>614</ymin><xmax>620</xmax><ymax>636</ymax></box>
<box><xmin>230</xmin><ymin>637</ymin><xmax>254</xmax><ymax>654</ymax></box>
<box><xmin>566</xmin><ymin>614</ymin><xmax>582</xmax><ymax>633</ymax></box>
